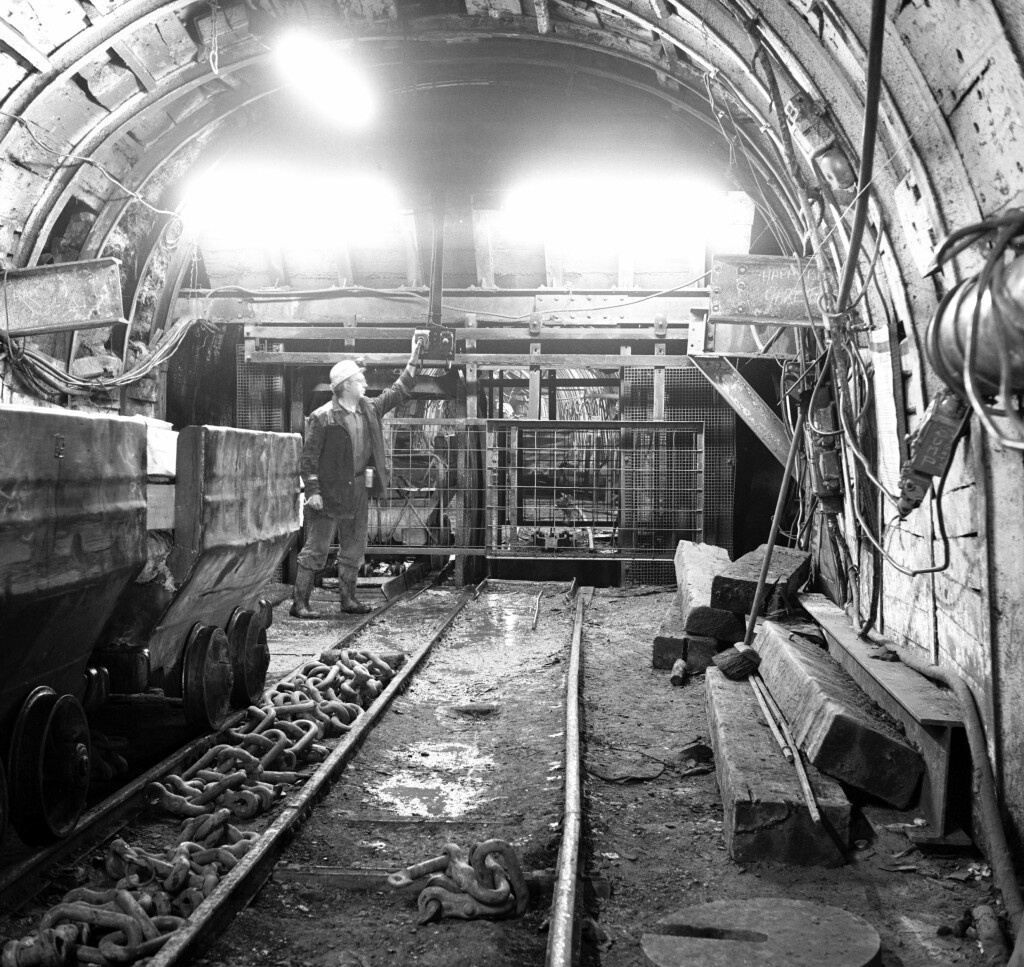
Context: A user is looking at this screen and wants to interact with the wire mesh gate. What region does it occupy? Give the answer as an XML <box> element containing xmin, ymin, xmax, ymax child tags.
<box><xmin>486</xmin><ymin>421</ymin><xmax>704</xmax><ymax>561</ymax></box>
<box><xmin>365</xmin><ymin>419</ymin><xmax>705</xmax><ymax>569</ymax></box>
<box><xmin>366</xmin><ymin>418</ymin><xmax>485</xmax><ymax>557</ymax></box>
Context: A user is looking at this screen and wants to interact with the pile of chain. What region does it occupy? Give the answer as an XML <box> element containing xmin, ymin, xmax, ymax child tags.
<box><xmin>1</xmin><ymin>650</ymin><xmax>395</xmax><ymax>967</ymax></box>
<box><xmin>388</xmin><ymin>840</ymin><xmax>529</xmax><ymax>923</ymax></box>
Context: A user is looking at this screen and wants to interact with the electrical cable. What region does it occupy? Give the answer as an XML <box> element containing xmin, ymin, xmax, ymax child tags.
<box><xmin>0</xmin><ymin>315</ymin><xmax>203</xmax><ymax>397</ymax></box>
<box><xmin>0</xmin><ymin>111</ymin><xmax>181</xmax><ymax>224</ymax></box>
<box><xmin>188</xmin><ymin>271</ymin><xmax>716</xmax><ymax>324</ymax></box>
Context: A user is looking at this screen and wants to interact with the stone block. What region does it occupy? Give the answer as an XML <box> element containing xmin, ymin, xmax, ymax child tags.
<box><xmin>710</xmin><ymin>544</ymin><xmax>811</xmax><ymax>614</ymax></box>
<box><xmin>705</xmin><ymin>667</ymin><xmax>850</xmax><ymax>866</ymax></box>
<box><xmin>675</xmin><ymin>540</ymin><xmax>731</xmax><ymax>610</ymax></box>
<box><xmin>756</xmin><ymin>620</ymin><xmax>924</xmax><ymax>808</ymax></box>
<box><xmin>684</xmin><ymin>605</ymin><xmax>747</xmax><ymax>642</ymax></box>
<box><xmin>653</xmin><ymin>596</ymin><xmax>687</xmax><ymax>668</ymax></box>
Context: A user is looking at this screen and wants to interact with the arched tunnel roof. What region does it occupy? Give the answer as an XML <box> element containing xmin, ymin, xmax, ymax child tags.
<box><xmin>0</xmin><ymin>0</ymin><xmax>1021</xmax><ymax>335</ymax></box>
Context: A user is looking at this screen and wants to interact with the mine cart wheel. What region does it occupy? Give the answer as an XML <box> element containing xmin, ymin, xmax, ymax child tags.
<box><xmin>226</xmin><ymin>608</ymin><xmax>270</xmax><ymax>708</ymax></box>
<box><xmin>81</xmin><ymin>665</ymin><xmax>110</xmax><ymax>712</ymax></box>
<box><xmin>182</xmin><ymin>624</ymin><xmax>234</xmax><ymax>732</ymax></box>
<box><xmin>8</xmin><ymin>687</ymin><xmax>91</xmax><ymax>845</ymax></box>
<box><xmin>0</xmin><ymin>758</ymin><xmax>8</xmax><ymax>846</ymax></box>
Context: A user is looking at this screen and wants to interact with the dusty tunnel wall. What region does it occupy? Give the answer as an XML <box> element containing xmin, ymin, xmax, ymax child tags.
<box><xmin>756</xmin><ymin>0</ymin><xmax>1024</xmax><ymax>848</ymax></box>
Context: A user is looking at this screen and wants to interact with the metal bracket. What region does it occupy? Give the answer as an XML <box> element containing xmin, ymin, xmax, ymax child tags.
<box><xmin>688</xmin><ymin>355</ymin><xmax>798</xmax><ymax>479</ymax></box>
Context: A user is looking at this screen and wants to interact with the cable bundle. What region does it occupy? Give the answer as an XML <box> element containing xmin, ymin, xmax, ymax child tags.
<box><xmin>0</xmin><ymin>315</ymin><xmax>203</xmax><ymax>401</ymax></box>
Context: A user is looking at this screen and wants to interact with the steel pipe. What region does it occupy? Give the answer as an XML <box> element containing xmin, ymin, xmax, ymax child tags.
<box><xmin>546</xmin><ymin>592</ymin><xmax>585</xmax><ymax>967</ymax></box>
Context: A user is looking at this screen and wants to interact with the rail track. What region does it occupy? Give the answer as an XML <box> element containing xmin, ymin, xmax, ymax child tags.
<box><xmin>0</xmin><ymin>579</ymin><xmax>588</xmax><ymax>967</ymax></box>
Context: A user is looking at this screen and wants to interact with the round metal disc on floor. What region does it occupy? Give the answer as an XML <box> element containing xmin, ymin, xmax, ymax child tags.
<box><xmin>641</xmin><ymin>898</ymin><xmax>881</xmax><ymax>967</ymax></box>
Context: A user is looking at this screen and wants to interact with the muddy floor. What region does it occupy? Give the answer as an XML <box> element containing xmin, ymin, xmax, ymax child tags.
<box><xmin>195</xmin><ymin>579</ymin><xmax>999</xmax><ymax>965</ymax></box>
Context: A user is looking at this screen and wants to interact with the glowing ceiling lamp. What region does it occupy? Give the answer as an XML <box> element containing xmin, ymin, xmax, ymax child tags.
<box><xmin>179</xmin><ymin>164</ymin><xmax>401</xmax><ymax>249</ymax></box>
<box><xmin>500</xmin><ymin>173</ymin><xmax>749</xmax><ymax>255</ymax></box>
<box><xmin>274</xmin><ymin>31</ymin><xmax>375</xmax><ymax>128</ymax></box>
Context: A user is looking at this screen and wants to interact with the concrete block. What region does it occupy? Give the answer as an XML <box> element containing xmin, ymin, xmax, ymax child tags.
<box><xmin>710</xmin><ymin>544</ymin><xmax>811</xmax><ymax>614</ymax></box>
<box><xmin>756</xmin><ymin>620</ymin><xmax>924</xmax><ymax>808</ymax></box>
<box><xmin>705</xmin><ymin>667</ymin><xmax>850</xmax><ymax>866</ymax></box>
<box><xmin>675</xmin><ymin>540</ymin><xmax>731</xmax><ymax>610</ymax></box>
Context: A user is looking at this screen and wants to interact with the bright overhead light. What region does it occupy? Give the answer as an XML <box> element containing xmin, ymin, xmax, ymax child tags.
<box><xmin>179</xmin><ymin>164</ymin><xmax>401</xmax><ymax>249</ymax></box>
<box><xmin>275</xmin><ymin>31</ymin><xmax>375</xmax><ymax>128</ymax></box>
<box><xmin>500</xmin><ymin>173</ymin><xmax>750</xmax><ymax>254</ymax></box>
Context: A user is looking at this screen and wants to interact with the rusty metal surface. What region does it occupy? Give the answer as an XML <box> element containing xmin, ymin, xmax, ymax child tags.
<box><xmin>709</xmin><ymin>255</ymin><xmax>821</xmax><ymax>328</ymax></box>
<box><xmin>0</xmin><ymin>259</ymin><xmax>126</xmax><ymax>335</ymax></box>
<box><xmin>141</xmin><ymin>427</ymin><xmax>301</xmax><ymax>689</ymax></box>
<box><xmin>0</xmin><ymin>406</ymin><xmax>147</xmax><ymax>730</ymax></box>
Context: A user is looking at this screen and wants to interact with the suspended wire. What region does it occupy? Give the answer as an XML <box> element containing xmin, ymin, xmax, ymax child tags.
<box><xmin>191</xmin><ymin>270</ymin><xmax>716</xmax><ymax>323</ymax></box>
<box><xmin>0</xmin><ymin>111</ymin><xmax>181</xmax><ymax>224</ymax></box>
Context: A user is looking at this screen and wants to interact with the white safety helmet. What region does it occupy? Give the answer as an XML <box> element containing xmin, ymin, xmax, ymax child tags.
<box><xmin>329</xmin><ymin>359</ymin><xmax>363</xmax><ymax>390</ymax></box>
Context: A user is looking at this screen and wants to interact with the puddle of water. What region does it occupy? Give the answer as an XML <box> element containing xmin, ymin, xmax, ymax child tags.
<box><xmin>368</xmin><ymin>741</ymin><xmax>495</xmax><ymax>817</ymax></box>
<box><xmin>443</xmin><ymin>604</ymin><xmax>526</xmax><ymax>649</ymax></box>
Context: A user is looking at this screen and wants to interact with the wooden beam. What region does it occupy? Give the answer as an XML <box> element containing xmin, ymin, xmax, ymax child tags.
<box><xmin>80</xmin><ymin>1</ymin><xmax>158</xmax><ymax>91</ymax></box>
<box><xmin>113</xmin><ymin>42</ymin><xmax>158</xmax><ymax>91</ymax></box>
<box><xmin>466</xmin><ymin>313</ymin><xmax>478</xmax><ymax>419</ymax></box>
<box><xmin>653</xmin><ymin>342</ymin><xmax>666</xmax><ymax>420</ymax></box>
<box><xmin>533</xmin><ymin>0</ymin><xmax>551</xmax><ymax>34</ymax></box>
<box><xmin>248</xmin><ymin>351</ymin><xmax>698</xmax><ymax>369</ymax></box>
<box><xmin>544</xmin><ymin>241</ymin><xmax>564</xmax><ymax>288</ymax></box>
<box><xmin>528</xmin><ymin>343</ymin><xmax>541</xmax><ymax>418</ymax></box>
<box><xmin>472</xmin><ymin>209</ymin><xmax>495</xmax><ymax>288</ymax></box>
<box><xmin>618</xmin><ymin>247</ymin><xmax>635</xmax><ymax>289</ymax></box>
<box><xmin>0</xmin><ymin>17</ymin><xmax>51</xmax><ymax>72</ymax></box>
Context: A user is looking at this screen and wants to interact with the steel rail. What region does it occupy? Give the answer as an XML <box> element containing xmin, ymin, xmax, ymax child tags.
<box><xmin>546</xmin><ymin>591</ymin><xmax>587</xmax><ymax>967</ymax></box>
<box><xmin>146</xmin><ymin>584</ymin><xmax>479</xmax><ymax>967</ymax></box>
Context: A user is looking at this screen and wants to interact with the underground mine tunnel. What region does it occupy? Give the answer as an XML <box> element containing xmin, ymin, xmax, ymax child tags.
<box><xmin>2</xmin><ymin>1</ymin><xmax>1024</xmax><ymax>964</ymax></box>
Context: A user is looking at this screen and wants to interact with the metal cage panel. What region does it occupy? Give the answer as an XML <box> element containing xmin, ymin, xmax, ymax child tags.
<box><xmin>485</xmin><ymin>420</ymin><xmax>704</xmax><ymax>562</ymax></box>
<box><xmin>366</xmin><ymin>418</ymin><xmax>485</xmax><ymax>556</ymax></box>
<box><xmin>622</xmin><ymin>367</ymin><xmax>735</xmax><ymax>583</ymax></box>
<box><xmin>235</xmin><ymin>345</ymin><xmax>284</xmax><ymax>431</ymax></box>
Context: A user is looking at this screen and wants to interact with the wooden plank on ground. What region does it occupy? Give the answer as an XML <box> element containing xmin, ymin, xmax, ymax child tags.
<box><xmin>798</xmin><ymin>593</ymin><xmax>961</xmax><ymax>728</ymax></box>
<box><xmin>756</xmin><ymin>619</ymin><xmax>924</xmax><ymax>809</ymax></box>
<box><xmin>705</xmin><ymin>668</ymin><xmax>849</xmax><ymax>867</ymax></box>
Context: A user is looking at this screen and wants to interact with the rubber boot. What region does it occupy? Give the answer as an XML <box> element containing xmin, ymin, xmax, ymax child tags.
<box><xmin>339</xmin><ymin>565</ymin><xmax>373</xmax><ymax>614</ymax></box>
<box><xmin>289</xmin><ymin>567</ymin><xmax>321</xmax><ymax>619</ymax></box>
